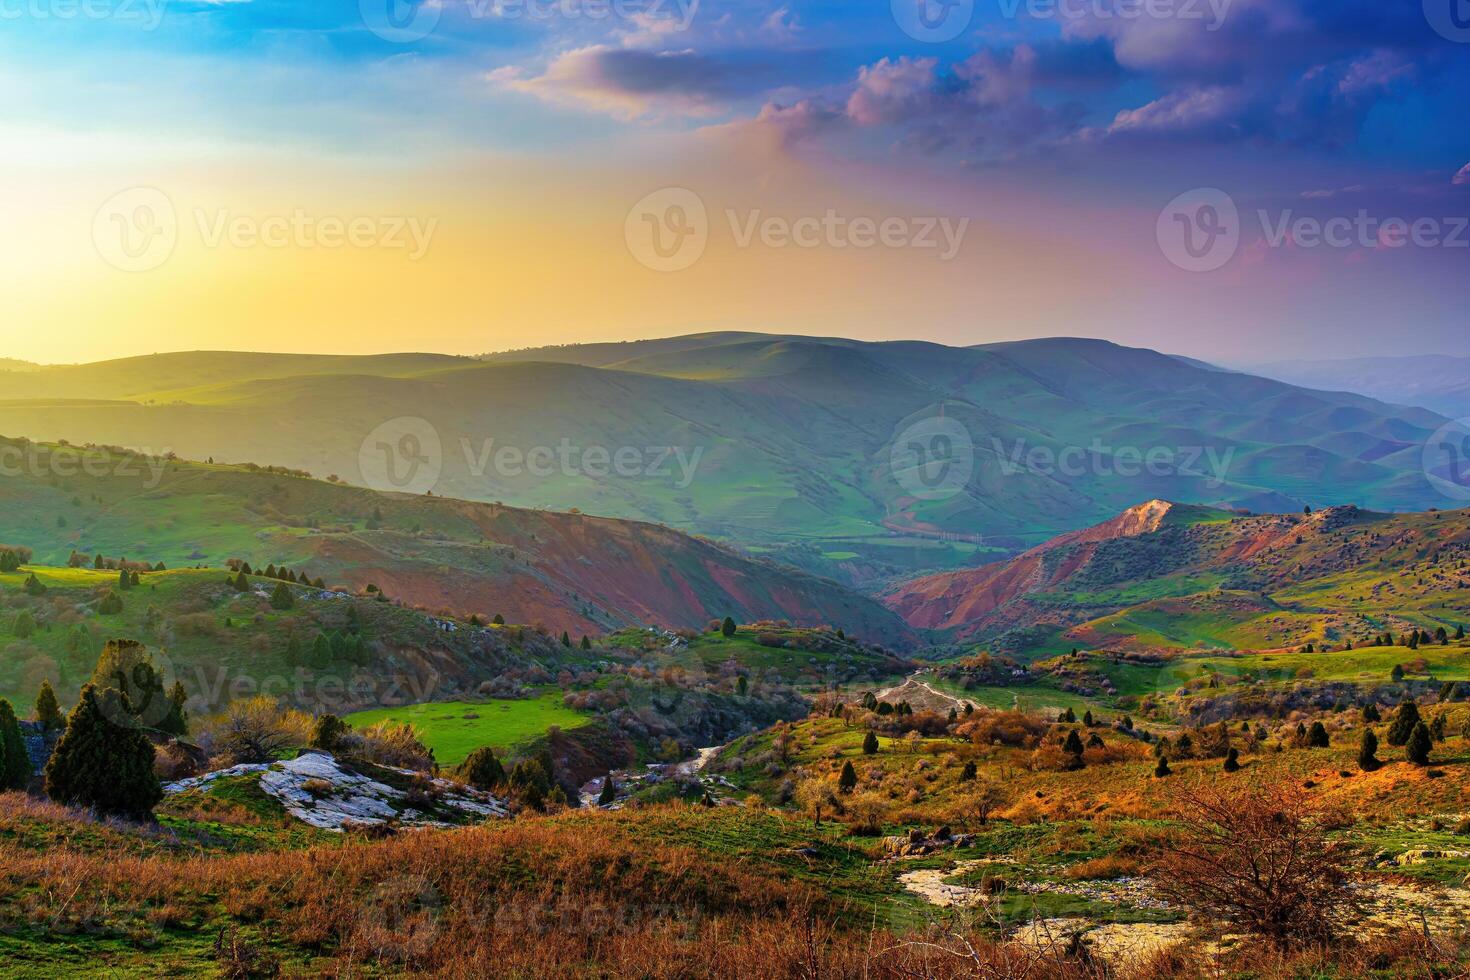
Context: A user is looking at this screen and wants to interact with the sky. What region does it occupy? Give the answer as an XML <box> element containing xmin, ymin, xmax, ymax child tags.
<box><xmin>2</xmin><ymin>0</ymin><xmax>1467</xmax><ymax>365</ymax></box>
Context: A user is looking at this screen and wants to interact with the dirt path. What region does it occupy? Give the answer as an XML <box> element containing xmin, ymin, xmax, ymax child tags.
<box><xmin>874</xmin><ymin>675</ymin><xmax>971</xmax><ymax>713</ymax></box>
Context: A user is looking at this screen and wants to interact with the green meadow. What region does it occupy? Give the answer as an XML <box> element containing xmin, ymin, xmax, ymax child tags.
<box><xmin>344</xmin><ymin>690</ymin><xmax>592</xmax><ymax>766</ymax></box>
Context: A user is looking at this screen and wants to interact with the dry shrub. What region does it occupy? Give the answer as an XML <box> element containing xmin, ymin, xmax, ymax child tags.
<box><xmin>1063</xmin><ymin>855</ymin><xmax>1142</xmax><ymax>881</ymax></box>
<box><xmin>957</xmin><ymin>709</ymin><xmax>1051</xmax><ymax>748</ymax></box>
<box><xmin>199</xmin><ymin>697</ymin><xmax>312</xmax><ymax>766</ymax></box>
<box><xmin>338</xmin><ymin>721</ymin><xmax>433</xmax><ymax>771</ymax></box>
<box><xmin>1151</xmin><ymin>779</ymin><xmax>1358</xmax><ymax>947</ymax></box>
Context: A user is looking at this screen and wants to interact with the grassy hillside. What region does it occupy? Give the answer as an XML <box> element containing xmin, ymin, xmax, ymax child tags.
<box><xmin>0</xmin><ymin>435</ymin><xmax>914</xmax><ymax>646</ymax></box>
<box><xmin>887</xmin><ymin>500</ymin><xmax>1470</xmax><ymax>658</ymax></box>
<box><xmin>0</xmin><ymin>563</ymin><xmax>547</xmax><ymax>715</ymax></box>
<box><xmin>0</xmin><ymin>334</ymin><xmax>1450</xmax><ymax>580</ymax></box>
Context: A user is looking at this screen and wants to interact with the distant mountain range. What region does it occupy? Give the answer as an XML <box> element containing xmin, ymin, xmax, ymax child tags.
<box><xmin>0</xmin><ymin>334</ymin><xmax>1456</xmax><ymax>580</ymax></box>
<box><xmin>1246</xmin><ymin>354</ymin><xmax>1470</xmax><ymax>419</ymax></box>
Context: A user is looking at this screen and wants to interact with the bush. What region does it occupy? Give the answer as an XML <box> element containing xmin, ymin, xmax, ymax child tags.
<box><xmin>309</xmin><ymin>714</ymin><xmax>349</xmax><ymax>752</ymax></box>
<box><xmin>861</xmin><ymin>731</ymin><xmax>878</xmax><ymax>755</ymax></box>
<box><xmin>1386</xmin><ymin>701</ymin><xmax>1420</xmax><ymax>746</ymax></box>
<box><xmin>34</xmin><ymin>680</ymin><xmax>64</xmax><ymax>732</ymax></box>
<box><xmin>1152</xmin><ymin>782</ymin><xmax>1356</xmax><ymax>946</ymax></box>
<box><xmin>458</xmin><ymin>746</ymin><xmax>507</xmax><ymax>791</ymax></box>
<box><xmin>338</xmin><ymin>722</ymin><xmax>433</xmax><ymax>772</ymax></box>
<box><xmin>200</xmin><ymin>696</ymin><xmax>312</xmax><ymax>766</ymax></box>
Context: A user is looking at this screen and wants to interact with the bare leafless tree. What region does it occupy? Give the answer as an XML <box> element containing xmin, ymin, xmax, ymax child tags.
<box><xmin>1151</xmin><ymin>779</ymin><xmax>1358</xmax><ymax>947</ymax></box>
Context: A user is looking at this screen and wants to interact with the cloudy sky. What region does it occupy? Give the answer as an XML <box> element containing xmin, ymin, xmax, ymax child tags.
<box><xmin>2</xmin><ymin>0</ymin><xmax>1467</xmax><ymax>363</ymax></box>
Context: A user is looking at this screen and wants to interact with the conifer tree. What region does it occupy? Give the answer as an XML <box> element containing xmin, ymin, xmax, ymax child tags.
<box><xmin>44</xmin><ymin>685</ymin><xmax>161</xmax><ymax>820</ymax></box>
<box><xmin>1386</xmin><ymin>701</ymin><xmax>1420</xmax><ymax>746</ymax></box>
<box><xmin>838</xmin><ymin>760</ymin><xmax>857</xmax><ymax>793</ymax></box>
<box><xmin>1223</xmin><ymin>747</ymin><xmax>1240</xmax><ymax>772</ymax></box>
<box><xmin>721</xmin><ymin>616</ymin><xmax>737</xmax><ymax>638</ymax></box>
<box><xmin>0</xmin><ymin>698</ymin><xmax>29</xmax><ymax>790</ymax></box>
<box><xmin>1358</xmin><ymin>728</ymin><xmax>1380</xmax><ymax>771</ymax></box>
<box><xmin>34</xmin><ymin>680</ymin><xmax>64</xmax><ymax>732</ymax></box>
<box><xmin>1406</xmin><ymin>722</ymin><xmax>1432</xmax><ymax>766</ymax></box>
<box><xmin>862</xmin><ymin>730</ymin><xmax>879</xmax><ymax>755</ymax></box>
<box><xmin>270</xmin><ymin>582</ymin><xmax>294</xmax><ymax>610</ymax></box>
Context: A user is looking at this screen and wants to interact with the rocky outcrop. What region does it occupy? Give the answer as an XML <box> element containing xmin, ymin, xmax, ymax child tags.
<box><xmin>165</xmin><ymin>751</ymin><xmax>509</xmax><ymax>831</ymax></box>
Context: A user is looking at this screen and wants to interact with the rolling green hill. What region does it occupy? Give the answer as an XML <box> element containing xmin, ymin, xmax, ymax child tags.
<box><xmin>0</xmin><ymin>436</ymin><xmax>915</xmax><ymax>647</ymax></box>
<box><xmin>0</xmin><ymin>334</ymin><xmax>1452</xmax><ymax>582</ymax></box>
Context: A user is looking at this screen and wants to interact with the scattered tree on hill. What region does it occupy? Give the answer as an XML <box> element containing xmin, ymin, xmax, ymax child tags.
<box><xmin>1062</xmin><ymin>729</ymin><xmax>1085</xmax><ymax>768</ymax></box>
<box><xmin>1154</xmin><ymin>756</ymin><xmax>1172</xmax><ymax>778</ymax></box>
<box><xmin>1059</xmin><ymin>707</ymin><xmax>1077</xmax><ymax>724</ymax></box>
<box><xmin>44</xmin><ymin>685</ymin><xmax>161</xmax><ymax>820</ymax></box>
<box><xmin>1457</xmin><ymin>624</ymin><xmax>1466</xmax><ymax>641</ymax></box>
<box><xmin>12</xmin><ymin>610</ymin><xmax>34</xmax><ymax>639</ymax></box>
<box><xmin>1307</xmin><ymin>721</ymin><xmax>1330</xmax><ymax>748</ymax></box>
<box><xmin>862</xmin><ymin>731</ymin><xmax>879</xmax><ymax>755</ymax></box>
<box><xmin>1152</xmin><ymin>782</ymin><xmax>1355</xmax><ymax>947</ymax></box>
<box><xmin>158</xmin><ymin>681</ymin><xmax>189</xmax><ymax>737</ymax></box>
<box><xmin>1390</xmin><ymin>663</ymin><xmax>1405</xmax><ymax>682</ymax></box>
<box><xmin>1429</xmin><ymin>713</ymin><xmax>1447</xmax><ymax>742</ymax></box>
<box><xmin>1406</xmin><ymin>722</ymin><xmax>1432</xmax><ymax>766</ymax></box>
<box><xmin>1386</xmin><ymin>701</ymin><xmax>1420</xmax><ymax>746</ymax></box>
<box><xmin>0</xmin><ymin>699</ymin><xmax>29</xmax><ymax>790</ymax></box>
<box><xmin>1362</xmin><ymin>703</ymin><xmax>1381</xmax><ymax>723</ymax></box>
<box><xmin>560</xmin><ymin>631</ymin><xmax>571</xmax><ymax>648</ymax></box>
<box><xmin>721</xmin><ymin>616</ymin><xmax>737</xmax><ymax>638</ymax></box>
<box><xmin>508</xmin><ymin>757</ymin><xmax>553</xmax><ymax>811</ymax></box>
<box><xmin>270</xmin><ymin>582</ymin><xmax>294</xmax><ymax>610</ymax></box>
<box><xmin>598</xmin><ymin>775</ymin><xmax>617</xmax><ymax>806</ymax></box>
<box><xmin>23</xmin><ymin>573</ymin><xmax>45</xmax><ymax>596</ymax></box>
<box><xmin>34</xmin><ymin>681</ymin><xmax>64</xmax><ymax>732</ymax></box>
<box><xmin>492</xmin><ymin>614</ymin><xmax>505</xmax><ymax>626</ymax></box>
<box><xmin>960</xmin><ymin>760</ymin><xmax>977</xmax><ymax>781</ymax></box>
<box><xmin>736</xmin><ymin>675</ymin><xmax>748</xmax><ymax>697</ymax></box>
<box><xmin>232</xmin><ymin>571</ymin><xmax>249</xmax><ymax>591</ymax></box>
<box><xmin>1436</xmin><ymin>627</ymin><xmax>1449</xmax><ymax>645</ymax></box>
<box><xmin>1087</xmin><ymin>732</ymin><xmax>1105</xmax><ymax>749</ymax></box>
<box><xmin>1082</xmin><ymin>710</ymin><xmax>1095</xmax><ymax>727</ymax></box>
<box><xmin>838</xmin><ymin>760</ymin><xmax>857</xmax><ymax>793</ymax></box>
<box><xmin>97</xmin><ymin>589</ymin><xmax>123</xmax><ymax>615</ymax></box>
<box><xmin>580</xmin><ymin>635</ymin><xmax>591</xmax><ymax>650</ymax></box>
<box><xmin>459</xmin><ymin>746</ymin><xmax>507</xmax><ymax>791</ymax></box>
<box><xmin>1358</xmin><ymin>729</ymin><xmax>1380</xmax><ymax>771</ymax></box>
<box><xmin>1223</xmin><ymin>748</ymin><xmax>1240</xmax><ymax>772</ymax></box>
